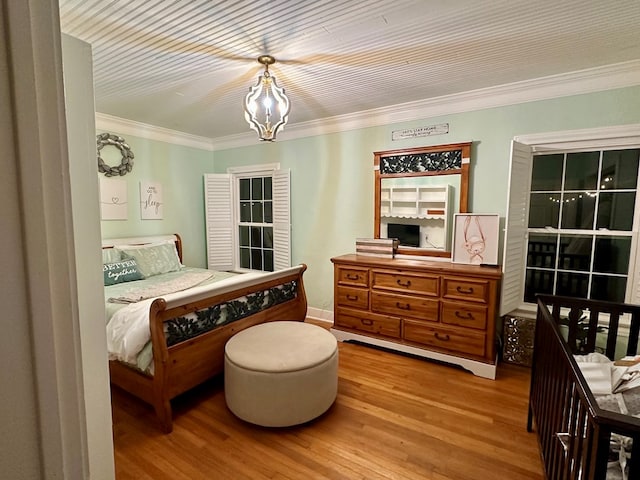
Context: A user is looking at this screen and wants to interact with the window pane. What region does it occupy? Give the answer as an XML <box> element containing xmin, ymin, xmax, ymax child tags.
<box><xmin>251</xmin><ymin>248</ymin><xmax>262</xmax><ymax>270</ymax></box>
<box><xmin>601</xmin><ymin>149</ymin><xmax>640</xmax><ymax>190</ymax></box>
<box><xmin>252</xmin><ymin>201</ymin><xmax>263</xmax><ymax>223</ymax></box>
<box><xmin>264</xmin><ymin>201</ymin><xmax>273</xmax><ymax>223</ymax></box>
<box><xmin>596</xmin><ymin>192</ymin><xmax>635</xmax><ymax>230</ymax></box>
<box><xmin>564</xmin><ymin>152</ymin><xmax>599</xmax><ymax>190</ymax></box>
<box><xmin>560</xmin><ymin>193</ymin><xmax>596</xmax><ymax>229</ymax></box>
<box><xmin>556</xmin><ymin>272</ymin><xmax>589</xmax><ymax>298</ymax></box>
<box><xmin>263</xmin><ymin>250</ymin><xmax>274</xmax><ymax>272</ymax></box>
<box><xmin>264</xmin><ymin>177</ymin><xmax>273</xmax><ymax>200</ymax></box>
<box><xmin>591</xmin><ymin>275</ymin><xmax>626</xmax><ymax>303</ymax></box>
<box><xmin>558</xmin><ymin>235</ymin><xmax>592</xmax><ymax>272</ymax></box>
<box><xmin>239</xmin><ymin>178</ymin><xmax>251</xmax><ymax>200</ymax></box>
<box><xmin>251</xmin><ymin>227</ymin><xmax>261</xmax><ymax>247</ymax></box>
<box><xmin>527</xmin><ymin>234</ymin><xmax>557</xmax><ymax>268</ymax></box>
<box><xmin>239</xmin><ymin>247</ymin><xmax>250</xmax><ymax>269</ymax></box>
<box><xmin>531</xmin><ymin>154</ymin><xmax>563</xmax><ymax>191</ymax></box>
<box><xmin>593</xmin><ymin>236</ymin><xmax>631</xmax><ymax>274</ymax></box>
<box><xmin>252</xmin><ymin>177</ymin><xmax>263</xmax><ymax>200</ymax></box>
<box><xmin>240</xmin><ymin>201</ymin><xmax>251</xmax><ymax>222</ymax></box>
<box><xmin>262</xmin><ymin>227</ymin><xmax>273</xmax><ymax>249</ymax></box>
<box><xmin>524</xmin><ymin>269</ymin><xmax>554</xmax><ymax>303</ymax></box>
<box><xmin>239</xmin><ymin>226</ymin><xmax>249</xmax><ymax>247</ymax></box>
<box><xmin>528</xmin><ymin>193</ymin><xmax>560</xmax><ymax>228</ymax></box>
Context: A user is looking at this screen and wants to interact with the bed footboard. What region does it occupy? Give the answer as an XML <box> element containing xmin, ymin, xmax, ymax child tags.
<box><xmin>109</xmin><ymin>264</ymin><xmax>308</xmax><ymax>433</ymax></box>
<box><xmin>530</xmin><ymin>295</ymin><xmax>640</xmax><ymax>479</ymax></box>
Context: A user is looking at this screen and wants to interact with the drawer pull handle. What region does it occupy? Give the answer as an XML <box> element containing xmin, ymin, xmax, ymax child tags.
<box><xmin>434</xmin><ymin>332</ymin><xmax>450</xmax><ymax>342</ymax></box>
<box><xmin>346</xmin><ymin>294</ymin><xmax>359</xmax><ymax>301</ymax></box>
<box><xmin>361</xmin><ymin>318</ymin><xmax>373</xmax><ymax>326</ymax></box>
<box><xmin>456</xmin><ymin>286</ymin><xmax>474</xmax><ymax>295</ymax></box>
<box><xmin>346</xmin><ymin>273</ymin><xmax>360</xmax><ymax>281</ymax></box>
<box><xmin>396</xmin><ymin>302</ymin><xmax>411</xmax><ymax>310</ymax></box>
<box><xmin>455</xmin><ymin>311</ymin><xmax>474</xmax><ymax>320</ymax></box>
<box><xmin>397</xmin><ymin>279</ymin><xmax>412</xmax><ymax>288</ymax></box>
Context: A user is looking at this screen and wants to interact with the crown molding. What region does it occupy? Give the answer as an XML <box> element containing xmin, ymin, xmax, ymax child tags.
<box><xmin>95</xmin><ymin>112</ymin><xmax>215</xmax><ymax>151</ymax></box>
<box><xmin>97</xmin><ymin>60</ymin><xmax>640</xmax><ymax>152</ymax></box>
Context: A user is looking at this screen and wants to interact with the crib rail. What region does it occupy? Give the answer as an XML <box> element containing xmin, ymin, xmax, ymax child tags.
<box><xmin>530</xmin><ymin>295</ymin><xmax>640</xmax><ymax>479</ymax></box>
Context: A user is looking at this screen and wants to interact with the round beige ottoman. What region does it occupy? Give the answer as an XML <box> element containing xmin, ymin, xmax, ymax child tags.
<box><xmin>224</xmin><ymin>321</ymin><xmax>338</xmax><ymax>427</ymax></box>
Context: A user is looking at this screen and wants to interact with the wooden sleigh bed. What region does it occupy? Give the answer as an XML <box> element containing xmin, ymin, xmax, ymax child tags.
<box><xmin>101</xmin><ymin>234</ymin><xmax>308</xmax><ymax>433</ymax></box>
<box><xmin>529</xmin><ymin>295</ymin><xmax>640</xmax><ymax>479</ymax></box>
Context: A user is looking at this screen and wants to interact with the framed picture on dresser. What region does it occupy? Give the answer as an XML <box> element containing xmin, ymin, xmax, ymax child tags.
<box><xmin>452</xmin><ymin>213</ymin><xmax>500</xmax><ymax>265</ymax></box>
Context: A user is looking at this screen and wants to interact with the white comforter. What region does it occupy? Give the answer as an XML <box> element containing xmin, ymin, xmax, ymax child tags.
<box><xmin>105</xmin><ymin>269</ymin><xmax>267</xmax><ymax>369</ymax></box>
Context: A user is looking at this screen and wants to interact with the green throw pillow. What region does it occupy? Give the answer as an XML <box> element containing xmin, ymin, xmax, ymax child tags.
<box><xmin>115</xmin><ymin>241</ymin><xmax>182</xmax><ymax>277</ymax></box>
<box><xmin>102</xmin><ymin>248</ymin><xmax>121</xmax><ymax>264</ymax></box>
<box><xmin>103</xmin><ymin>259</ymin><xmax>145</xmax><ymax>286</ymax></box>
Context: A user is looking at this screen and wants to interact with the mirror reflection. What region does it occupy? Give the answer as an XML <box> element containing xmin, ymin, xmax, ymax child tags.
<box><xmin>374</xmin><ymin>143</ymin><xmax>471</xmax><ymax>258</ymax></box>
<box><xmin>380</xmin><ymin>175</ymin><xmax>460</xmax><ymax>252</ymax></box>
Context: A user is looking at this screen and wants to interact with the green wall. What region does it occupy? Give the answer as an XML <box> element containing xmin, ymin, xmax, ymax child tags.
<box><xmin>212</xmin><ymin>86</ymin><xmax>640</xmax><ymax>312</ymax></box>
<box><xmin>98</xmin><ymin>132</ymin><xmax>214</xmax><ymax>267</ymax></box>
<box><xmin>97</xmin><ymin>86</ymin><xmax>640</xmax><ymax>313</ymax></box>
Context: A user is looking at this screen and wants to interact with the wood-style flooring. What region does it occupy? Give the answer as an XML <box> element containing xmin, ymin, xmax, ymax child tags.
<box><xmin>111</xmin><ymin>324</ymin><xmax>544</xmax><ymax>480</ymax></box>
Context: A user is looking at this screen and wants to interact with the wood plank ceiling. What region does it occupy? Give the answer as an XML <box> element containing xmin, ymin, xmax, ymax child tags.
<box><xmin>58</xmin><ymin>0</ymin><xmax>640</xmax><ymax>141</ymax></box>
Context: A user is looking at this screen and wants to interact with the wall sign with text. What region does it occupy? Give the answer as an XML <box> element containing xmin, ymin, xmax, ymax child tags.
<box><xmin>140</xmin><ymin>181</ymin><xmax>163</xmax><ymax>220</ymax></box>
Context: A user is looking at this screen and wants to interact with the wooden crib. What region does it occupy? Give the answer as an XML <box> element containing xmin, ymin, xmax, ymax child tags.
<box><xmin>529</xmin><ymin>295</ymin><xmax>640</xmax><ymax>479</ymax></box>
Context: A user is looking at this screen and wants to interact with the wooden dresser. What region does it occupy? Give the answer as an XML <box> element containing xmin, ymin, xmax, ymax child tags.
<box><xmin>331</xmin><ymin>254</ymin><xmax>502</xmax><ymax>378</ymax></box>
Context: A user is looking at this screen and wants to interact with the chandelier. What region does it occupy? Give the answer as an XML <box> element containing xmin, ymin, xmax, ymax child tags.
<box><xmin>244</xmin><ymin>55</ymin><xmax>291</xmax><ymax>141</ymax></box>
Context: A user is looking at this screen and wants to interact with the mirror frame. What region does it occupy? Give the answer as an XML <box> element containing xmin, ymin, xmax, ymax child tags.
<box><xmin>374</xmin><ymin>142</ymin><xmax>472</xmax><ymax>258</ymax></box>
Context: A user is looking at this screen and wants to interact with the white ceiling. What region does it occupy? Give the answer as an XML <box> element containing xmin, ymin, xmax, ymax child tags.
<box><xmin>58</xmin><ymin>0</ymin><xmax>640</xmax><ymax>143</ymax></box>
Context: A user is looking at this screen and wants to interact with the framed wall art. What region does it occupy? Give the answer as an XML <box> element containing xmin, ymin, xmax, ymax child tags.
<box><xmin>99</xmin><ymin>177</ymin><xmax>128</xmax><ymax>220</ymax></box>
<box><xmin>452</xmin><ymin>213</ymin><xmax>500</xmax><ymax>265</ymax></box>
<box><xmin>140</xmin><ymin>181</ymin><xmax>163</xmax><ymax>220</ymax></box>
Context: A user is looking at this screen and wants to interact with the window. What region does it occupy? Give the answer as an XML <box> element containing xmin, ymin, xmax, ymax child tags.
<box><xmin>238</xmin><ymin>176</ymin><xmax>274</xmax><ymax>271</ymax></box>
<box><xmin>525</xmin><ymin>149</ymin><xmax>639</xmax><ymax>304</ymax></box>
<box><xmin>501</xmin><ymin>124</ymin><xmax>640</xmax><ymax>316</ymax></box>
<box><xmin>204</xmin><ymin>165</ymin><xmax>290</xmax><ymax>272</ymax></box>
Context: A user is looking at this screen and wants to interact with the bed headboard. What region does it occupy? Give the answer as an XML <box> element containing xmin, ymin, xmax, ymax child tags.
<box><xmin>101</xmin><ymin>233</ymin><xmax>183</xmax><ymax>262</ymax></box>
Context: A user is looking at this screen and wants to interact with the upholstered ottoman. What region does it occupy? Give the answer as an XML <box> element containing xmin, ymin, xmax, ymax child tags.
<box><xmin>224</xmin><ymin>321</ymin><xmax>338</xmax><ymax>427</ymax></box>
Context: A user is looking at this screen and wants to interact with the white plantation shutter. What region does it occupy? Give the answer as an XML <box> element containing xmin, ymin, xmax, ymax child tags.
<box><xmin>272</xmin><ymin>169</ymin><xmax>291</xmax><ymax>270</ymax></box>
<box><xmin>204</xmin><ymin>174</ymin><xmax>234</xmax><ymax>270</ymax></box>
<box><xmin>500</xmin><ymin>141</ymin><xmax>533</xmax><ymax>316</ymax></box>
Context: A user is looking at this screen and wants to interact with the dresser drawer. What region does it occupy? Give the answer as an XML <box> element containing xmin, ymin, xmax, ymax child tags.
<box><xmin>371</xmin><ymin>269</ymin><xmax>439</xmax><ymax>296</ymax></box>
<box><xmin>441</xmin><ymin>276</ymin><xmax>490</xmax><ymax>304</ymax></box>
<box><xmin>336</xmin><ymin>285</ymin><xmax>369</xmax><ymax>310</ymax></box>
<box><xmin>371</xmin><ymin>291</ymin><xmax>438</xmax><ymax>322</ymax></box>
<box><xmin>335</xmin><ymin>308</ymin><xmax>400</xmax><ymax>338</ymax></box>
<box><xmin>403</xmin><ymin>320</ymin><xmax>486</xmax><ymax>357</ymax></box>
<box><xmin>440</xmin><ymin>301</ymin><xmax>487</xmax><ymax>330</ymax></box>
<box><xmin>337</xmin><ymin>266</ymin><xmax>369</xmax><ymax>287</ymax></box>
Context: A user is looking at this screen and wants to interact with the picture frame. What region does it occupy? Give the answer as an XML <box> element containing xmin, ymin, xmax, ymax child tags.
<box><xmin>452</xmin><ymin>213</ymin><xmax>500</xmax><ymax>265</ymax></box>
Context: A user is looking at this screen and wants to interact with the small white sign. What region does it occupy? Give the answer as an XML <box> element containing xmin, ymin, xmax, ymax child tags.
<box><xmin>140</xmin><ymin>181</ymin><xmax>163</xmax><ymax>220</ymax></box>
<box><xmin>99</xmin><ymin>177</ymin><xmax>128</xmax><ymax>220</ymax></box>
<box><xmin>392</xmin><ymin>123</ymin><xmax>449</xmax><ymax>141</ymax></box>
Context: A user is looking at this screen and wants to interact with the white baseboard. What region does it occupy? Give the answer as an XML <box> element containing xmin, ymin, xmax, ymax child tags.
<box><xmin>306</xmin><ymin>306</ymin><xmax>334</xmax><ymax>324</ymax></box>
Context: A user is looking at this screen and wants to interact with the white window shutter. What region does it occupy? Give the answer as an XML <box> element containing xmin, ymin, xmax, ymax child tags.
<box><xmin>204</xmin><ymin>174</ymin><xmax>234</xmax><ymax>271</ymax></box>
<box><xmin>500</xmin><ymin>141</ymin><xmax>533</xmax><ymax>316</ymax></box>
<box><xmin>272</xmin><ymin>169</ymin><xmax>291</xmax><ymax>270</ymax></box>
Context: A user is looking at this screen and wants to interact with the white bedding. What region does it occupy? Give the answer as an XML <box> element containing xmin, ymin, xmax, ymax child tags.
<box><xmin>105</xmin><ymin>267</ymin><xmax>269</xmax><ymax>372</ymax></box>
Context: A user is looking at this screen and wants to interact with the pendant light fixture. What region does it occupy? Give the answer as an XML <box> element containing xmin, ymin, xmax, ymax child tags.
<box><xmin>244</xmin><ymin>55</ymin><xmax>290</xmax><ymax>141</ymax></box>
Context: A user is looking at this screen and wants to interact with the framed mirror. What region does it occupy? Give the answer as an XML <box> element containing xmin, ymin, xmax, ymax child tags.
<box><xmin>374</xmin><ymin>142</ymin><xmax>471</xmax><ymax>258</ymax></box>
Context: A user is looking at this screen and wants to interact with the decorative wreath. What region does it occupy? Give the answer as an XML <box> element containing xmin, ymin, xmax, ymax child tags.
<box><xmin>97</xmin><ymin>133</ymin><xmax>134</xmax><ymax>176</ymax></box>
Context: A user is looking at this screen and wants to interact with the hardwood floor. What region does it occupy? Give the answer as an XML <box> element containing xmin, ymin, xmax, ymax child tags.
<box><xmin>111</xmin><ymin>325</ymin><xmax>544</xmax><ymax>480</ymax></box>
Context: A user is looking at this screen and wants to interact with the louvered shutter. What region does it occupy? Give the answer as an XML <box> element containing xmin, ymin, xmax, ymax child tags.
<box><xmin>500</xmin><ymin>141</ymin><xmax>533</xmax><ymax>315</ymax></box>
<box><xmin>272</xmin><ymin>169</ymin><xmax>291</xmax><ymax>270</ymax></box>
<box><xmin>204</xmin><ymin>174</ymin><xmax>234</xmax><ymax>270</ymax></box>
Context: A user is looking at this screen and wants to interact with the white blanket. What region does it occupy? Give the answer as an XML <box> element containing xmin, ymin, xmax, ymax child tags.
<box><xmin>106</xmin><ymin>298</ymin><xmax>156</xmax><ymax>365</ymax></box>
